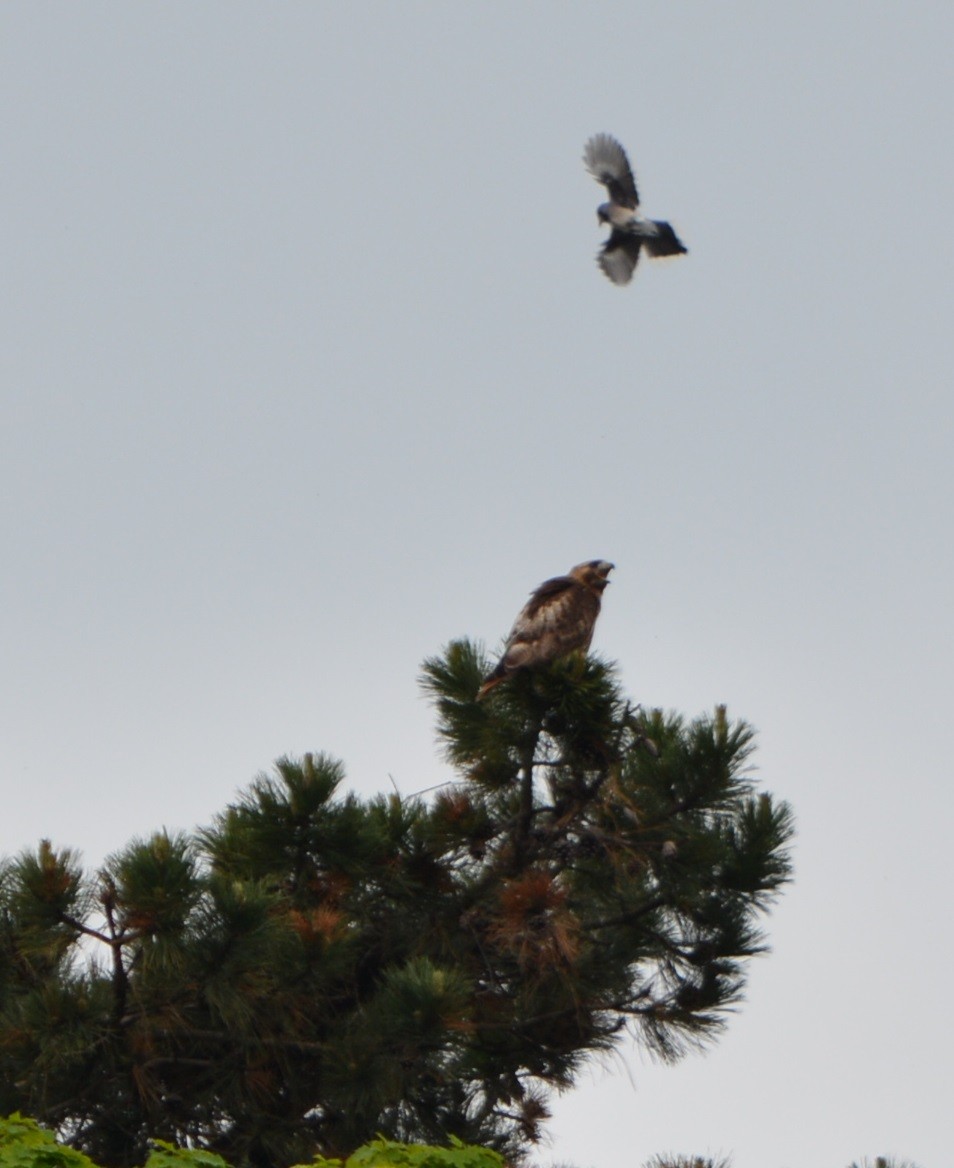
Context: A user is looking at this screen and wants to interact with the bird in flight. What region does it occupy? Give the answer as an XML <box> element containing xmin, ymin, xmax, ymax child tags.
<box><xmin>477</xmin><ymin>560</ymin><xmax>614</xmax><ymax>700</ymax></box>
<box><xmin>583</xmin><ymin>133</ymin><xmax>687</xmax><ymax>285</ymax></box>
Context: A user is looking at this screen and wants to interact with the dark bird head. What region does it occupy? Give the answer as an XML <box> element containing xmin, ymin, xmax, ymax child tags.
<box><xmin>597</xmin><ymin>204</ymin><xmax>611</xmax><ymax>226</ymax></box>
<box><xmin>569</xmin><ymin>560</ymin><xmax>614</xmax><ymax>593</ymax></box>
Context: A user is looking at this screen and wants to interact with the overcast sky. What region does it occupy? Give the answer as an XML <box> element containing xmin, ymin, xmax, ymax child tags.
<box><xmin>2</xmin><ymin>4</ymin><xmax>952</xmax><ymax>1167</ymax></box>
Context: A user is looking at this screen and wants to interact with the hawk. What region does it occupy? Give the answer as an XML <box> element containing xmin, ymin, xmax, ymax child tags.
<box><xmin>476</xmin><ymin>560</ymin><xmax>614</xmax><ymax>700</ymax></box>
<box><xmin>583</xmin><ymin>132</ymin><xmax>687</xmax><ymax>285</ymax></box>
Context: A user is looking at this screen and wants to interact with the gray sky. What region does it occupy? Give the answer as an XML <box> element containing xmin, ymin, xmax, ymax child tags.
<box><xmin>2</xmin><ymin>4</ymin><xmax>952</xmax><ymax>1167</ymax></box>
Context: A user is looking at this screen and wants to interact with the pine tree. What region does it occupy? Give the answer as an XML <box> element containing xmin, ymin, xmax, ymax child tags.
<box><xmin>0</xmin><ymin>644</ymin><xmax>793</xmax><ymax>1168</ymax></box>
<box><xmin>848</xmin><ymin>1160</ymin><xmax>923</xmax><ymax>1168</ymax></box>
<box><xmin>643</xmin><ymin>1158</ymin><xmax>732</xmax><ymax>1168</ymax></box>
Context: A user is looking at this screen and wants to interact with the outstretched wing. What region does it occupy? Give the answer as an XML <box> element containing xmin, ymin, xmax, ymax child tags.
<box><xmin>583</xmin><ymin>133</ymin><xmax>639</xmax><ymax>210</ymax></box>
<box><xmin>598</xmin><ymin>231</ymin><xmax>642</xmax><ymax>285</ymax></box>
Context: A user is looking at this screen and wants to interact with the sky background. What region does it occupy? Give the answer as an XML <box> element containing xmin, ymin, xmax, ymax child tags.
<box><xmin>2</xmin><ymin>4</ymin><xmax>952</xmax><ymax>1167</ymax></box>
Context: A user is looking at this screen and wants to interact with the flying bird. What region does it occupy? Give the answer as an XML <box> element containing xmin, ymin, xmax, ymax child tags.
<box><xmin>476</xmin><ymin>560</ymin><xmax>614</xmax><ymax>700</ymax></box>
<box><xmin>583</xmin><ymin>133</ymin><xmax>687</xmax><ymax>285</ymax></box>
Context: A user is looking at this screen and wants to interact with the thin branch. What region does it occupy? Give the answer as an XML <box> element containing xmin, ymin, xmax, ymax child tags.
<box><xmin>586</xmin><ymin>896</ymin><xmax>667</xmax><ymax>932</ymax></box>
<box><xmin>57</xmin><ymin>913</ymin><xmax>114</xmax><ymax>947</ymax></box>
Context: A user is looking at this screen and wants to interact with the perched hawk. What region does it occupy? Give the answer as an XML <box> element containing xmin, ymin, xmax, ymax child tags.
<box><xmin>583</xmin><ymin>133</ymin><xmax>687</xmax><ymax>285</ymax></box>
<box><xmin>476</xmin><ymin>560</ymin><xmax>614</xmax><ymax>700</ymax></box>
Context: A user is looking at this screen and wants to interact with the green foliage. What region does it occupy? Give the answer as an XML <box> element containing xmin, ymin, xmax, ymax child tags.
<box><xmin>0</xmin><ymin>644</ymin><xmax>794</xmax><ymax>1167</ymax></box>
<box><xmin>0</xmin><ymin>1115</ymin><xmax>97</xmax><ymax>1168</ymax></box>
<box><xmin>0</xmin><ymin>1125</ymin><xmax>498</xmax><ymax>1168</ymax></box>
<box><xmin>341</xmin><ymin>1136</ymin><xmax>502</xmax><ymax>1168</ymax></box>
<box><xmin>0</xmin><ymin>1118</ymin><xmax>923</xmax><ymax>1168</ymax></box>
<box><xmin>145</xmin><ymin>1144</ymin><xmax>229</xmax><ymax>1168</ymax></box>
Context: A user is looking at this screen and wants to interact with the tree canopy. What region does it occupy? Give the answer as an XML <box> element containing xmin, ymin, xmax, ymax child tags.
<box><xmin>0</xmin><ymin>644</ymin><xmax>793</xmax><ymax>1168</ymax></box>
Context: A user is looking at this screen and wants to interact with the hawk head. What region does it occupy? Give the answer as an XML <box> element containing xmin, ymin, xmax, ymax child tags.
<box><xmin>569</xmin><ymin>560</ymin><xmax>614</xmax><ymax>593</ymax></box>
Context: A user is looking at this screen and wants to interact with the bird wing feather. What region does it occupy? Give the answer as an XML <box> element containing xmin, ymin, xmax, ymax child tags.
<box><xmin>599</xmin><ymin>232</ymin><xmax>642</xmax><ymax>285</ymax></box>
<box><xmin>502</xmin><ymin>580</ymin><xmax>600</xmax><ymax>670</ymax></box>
<box><xmin>583</xmin><ymin>133</ymin><xmax>639</xmax><ymax>209</ymax></box>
